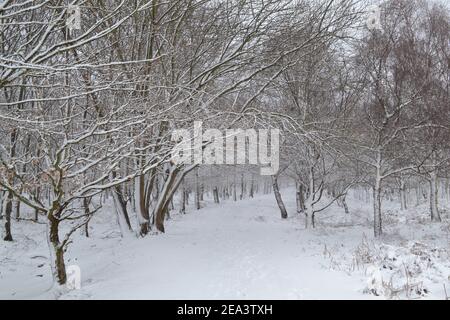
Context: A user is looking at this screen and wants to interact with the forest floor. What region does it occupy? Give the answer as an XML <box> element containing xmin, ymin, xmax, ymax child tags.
<box><xmin>1</xmin><ymin>188</ymin><xmax>449</xmax><ymax>300</ymax></box>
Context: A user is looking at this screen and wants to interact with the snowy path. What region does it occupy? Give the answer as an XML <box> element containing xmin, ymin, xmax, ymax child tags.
<box><xmin>2</xmin><ymin>189</ymin><xmax>449</xmax><ymax>299</ymax></box>
<box><xmin>62</xmin><ymin>194</ymin><xmax>369</xmax><ymax>299</ymax></box>
<box><xmin>1</xmin><ymin>191</ymin><xmax>375</xmax><ymax>300</ymax></box>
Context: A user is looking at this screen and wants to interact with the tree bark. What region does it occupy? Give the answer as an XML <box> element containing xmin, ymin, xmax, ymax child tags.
<box><xmin>305</xmin><ymin>210</ymin><xmax>315</xmax><ymax>228</ymax></box>
<box><xmin>272</xmin><ymin>175</ymin><xmax>288</xmax><ymax>219</ymax></box>
<box><xmin>430</xmin><ymin>171</ymin><xmax>441</xmax><ymax>222</ymax></box>
<box><xmin>33</xmin><ymin>187</ymin><xmax>41</xmax><ymax>222</ymax></box>
<box><xmin>154</xmin><ymin>166</ymin><xmax>181</xmax><ymax>232</ymax></box>
<box><xmin>136</xmin><ymin>173</ymin><xmax>150</xmax><ymax>236</ymax></box>
<box><xmin>3</xmin><ymin>191</ymin><xmax>13</xmax><ymax>241</ymax></box>
<box><xmin>305</xmin><ymin>194</ymin><xmax>314</xmax><ymax>228</ymax></box>
<box><xmin>304</xmin><ymin>167</ymin><xmax>316</xmax><ymax>228</ymax></box>
<box><xmin>83</xmin><ymin>197</ymin><xmax>91</xmax><ymax>238</ymax></box>
<box><xmin>180</xmin><ymin>179</ymin><xmax>186</xmax><ymax>214</ymax></box>
<box><xmin>373</xmin><ymin>149</ymin><xmax>383</xmax><ymax>238</ymax></box>
<box><xmin>47</xmin><ymin>209</ymin><xmax>66</xmax><ymax>285</ymax></box>
<box><xmin>14</xmin><ymin>198</ymin><xmax>20</xmax><ymax>221</ymax></box>
<box><xmin>373</xmin><ymin>177</ymin><xmax>382</xmax><ymax>237</ymax></box>
<box><xmin>296</xmin><ymin>183</ymin><xmax>306</xmax><ymax>213</ymax></box>
<box><xmin>342</xmin><ymin>195</ymin><xmax>349</xmax><ymax>214</ymax></box>
<box><xmin>111</xmin><ymin>174</ymin><xmax>133</xmax><ymax>237</ymax></box>
<box><xmin>240</xmin><ymin>174</ymin><xmax>245</xmax><ymax>200</ymax></box>
<box><xmin>213</xmin><ymin>186</ymin><xmax>220</xmax><ymax>204</ymax></box>
<box><xmin>195</xmin><ymin>168</ymin><xmax>201</xmax><ymax>210</ymax></box>
<box><xmin>399</xmin><ymin>175</ymin><xmax>407</xmax><ymax>210</ymax></box>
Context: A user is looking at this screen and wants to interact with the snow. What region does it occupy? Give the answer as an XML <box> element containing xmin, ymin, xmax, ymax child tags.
<box><xmin>1</xmin><ymin>188</ymin><xmax>449</xmax><ymax>300</ymax></box>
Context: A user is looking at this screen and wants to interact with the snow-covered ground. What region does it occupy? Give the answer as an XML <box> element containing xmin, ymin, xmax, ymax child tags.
<box><xmin>1</xmin><ymin>188</ymin><xmax>449</xmax><ymax>300</ymax></box>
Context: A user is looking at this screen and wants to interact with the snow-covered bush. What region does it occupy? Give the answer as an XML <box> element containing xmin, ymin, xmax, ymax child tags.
<box><xmin>361</xmin><ymin>242</ymin><xmax>450</xmax><ymax>299</ymax></box>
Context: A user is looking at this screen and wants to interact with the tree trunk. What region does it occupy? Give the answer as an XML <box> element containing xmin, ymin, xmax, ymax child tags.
<box><xmin>47</xmin><ymin>212</ymin><xmax>66</xmax><ymax>285</ymax></box>
<box><xmin>213</xmin><ymin>186</ymin><xmax>220</xmax><ymax>204</ymax></box>
<box><xmin>249</xmin><ymin>177</ymin><xmax>254</xmax><ymax>198</ymax></box>
<box><xmin>0</xmin><ymin>191</ymin><xmax>4</xmax><ymax>220</ymax></box>
<box><xmin>304</xmin><ymin>167</ymin><xmax>316</xmax><ymax>228</ymax></box>
<box><xmin>3</xmin><ymin>191</ymin><xmax>13</xmax><ymax>241</ymax></box>
<box><xmin>4</xmin><ymin>127</ymin><xmax>17</xmax><ymax>239</ymax></box>
<box><xmin>372</xmin><ymin>148</ymin><xmax>383</xmax><ymax>238</ymax></box>
<box><xmin>296</xmin><ymin>183</ymin><xmax>306</xmax><ymax>213</ymax></box>
<box><xmin>399</xmin><ymin>175</ymin><xmax>407</xmax><ymax>210</ymax></box>
<box><xmin>272</xmin><ymin>175</ymin><xmax>287</xmax><ymax>219</ymax></box>
<box><xmin>195</xmin><ymin>168</ymin><xmax>201</xmax><ymax>210</ymax></box>
<box><xmin>34</xmin><ymin>187</ymin><xmax>41</xmax><ymax>222</ymax></box>
<box><xmin>415</xmin><ymin>184</ymin><xmax>420</xmax><ymax>206</ymax></box>
<box><xmin>304</xmin><ymin>193</ymin><xmax>315</xmax><ymax>228</ymax></box>
<box><xmin>83</xmin><ymin>197</ymin><xmax>91</xmax><ymax>238</ymax></box>
<box><xmin>111</xmin><ymin>177</ymin><xmax>133</xmax><ymax>237</ymax></box>
<box><xmin>240</xmin><ymin>174</ymin><xmax>245</xmax><ymax>200</ymax></box>
<box><xmin>200</xmin><ymin>184</ymin><xmax>204</xmax><ymax>201</ymax></box>
<box><xmin>296</xmin><ymin>183</ymin><xmax>301</xmax><ymax>213</ymax></box>
<box><xmin>430</xmin><ymin>171</ymin><xmax>441</xmax><ymax>222</ymax></box>
<box><xmin>180</xmin><ymin>179</ymin><xmax>186</xmax><ymax>214</ymax></box>
<box><xmin>136</xmin><ymin>174</ymin><xmax>150</xmax><ymax>236</ymax></box>
<box><xmin>373</xmin><ymin>178</ymin><xmax>382</xmax><ymax>237</ymax></box>
<box><xmin>305</xmin><ymin>210</ymin><xmax>315</xmax><ymax>228</ymax></box>
<box><xmin>342</xmin><ymin>195</ymin><xmax>349</xmax><ymax>214</ymax></box>
<box><xmin>14</xmin><ymin>198</ymin><xmax>20</xmax><ymax>221</ymax></box>
<box><xmin>154</xmin><ymin>166</ymin><xmax>181</xmax><ymax>232</ymax></box>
